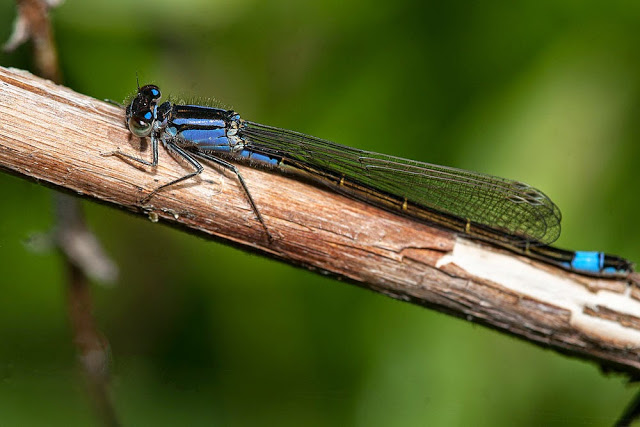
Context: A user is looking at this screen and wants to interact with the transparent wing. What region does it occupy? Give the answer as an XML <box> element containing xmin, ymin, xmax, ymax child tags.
<box><xmin>240</xmin><ymin>121</ymin><xmax>561</xmax><ymax>245</ymax></box>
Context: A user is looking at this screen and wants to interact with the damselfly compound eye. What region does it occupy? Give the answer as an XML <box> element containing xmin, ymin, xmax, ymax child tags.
<box><xmin>128</xmin><ymin>116</ymin><xmax>152</xmax><ymax>137</ymax></box>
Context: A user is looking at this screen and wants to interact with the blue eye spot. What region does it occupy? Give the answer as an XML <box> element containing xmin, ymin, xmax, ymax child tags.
<box><xmin>144</xmin><ymin>111</ymin><xmax>152</xmax><ymax>120</ymax></box>
<box><xmin>151</xmin><ymin>89</ymin><xmax>159</xmax><ymax>96</ymax></box>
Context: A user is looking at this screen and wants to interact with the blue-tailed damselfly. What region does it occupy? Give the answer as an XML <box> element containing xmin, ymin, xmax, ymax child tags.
<box><xmin>104</xmin><ymin>84</ymin><xmax>634</xmax><ymax>278</ymax></box>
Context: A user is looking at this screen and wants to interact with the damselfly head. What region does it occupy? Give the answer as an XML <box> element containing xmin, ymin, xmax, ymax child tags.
<box><xmin>126</xmin><ymin>84</ymin><xmax>162</xmax><ymax>137</ymax></box>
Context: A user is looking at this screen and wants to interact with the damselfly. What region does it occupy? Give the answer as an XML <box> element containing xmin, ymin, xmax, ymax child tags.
<box><xmin>104</xmin><ymin>84</ymin><xmax>634</xmax><ymax>278</ymax></box>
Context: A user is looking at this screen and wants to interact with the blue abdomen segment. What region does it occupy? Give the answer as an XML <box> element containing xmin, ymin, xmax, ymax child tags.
<box><xmin>564</xmin><ymin>251</ymin><xmax>630</xmax><ymax>274</ymax></box>
<box><xmin>532</xmin><ymin>245</ymin><xmax>632</xmax><ymax>277</ymax></box>
<box><xmin>569</xmin><ymin>251</ymin><xmax>604</xmax><ymax>273</ymax></box>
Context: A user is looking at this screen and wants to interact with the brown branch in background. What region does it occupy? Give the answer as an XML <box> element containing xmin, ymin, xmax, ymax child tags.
<box><xmin>616</xmin><ymin>389</ymin><xmax>640</xmax><ymax>426</ymax></box>
<box><xmin>4</xmin><ymin>1</ymin><xmax>119</xmax><ymax>426</ymax></box>
<box><xmin>3</xmin><ymin>0</ymin><xmax>62</xmax><ymax>83</ymax></box>
<box><xmin>1</xmin><ymin>67</ymin><xmax>640</xmax><ymax>383</ymax></box>
<box><xmin>66</xmin><ymin>264</ymin><xmax>118</xmax><ymax>426</ymax></box>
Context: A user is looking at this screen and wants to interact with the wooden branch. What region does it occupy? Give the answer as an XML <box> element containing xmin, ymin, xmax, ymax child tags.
<box><xmin>2</xmin><ymin>66</ymin><xmax>640</xmax><ymax>375</ymax></box>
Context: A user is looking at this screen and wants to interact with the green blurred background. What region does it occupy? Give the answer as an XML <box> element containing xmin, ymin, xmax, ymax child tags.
<box><xmin>2</xmin><ymin>0</ymin><xmax>640</xmax><ymax>425</ymax></box>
